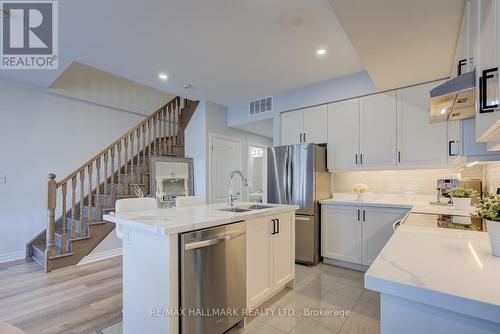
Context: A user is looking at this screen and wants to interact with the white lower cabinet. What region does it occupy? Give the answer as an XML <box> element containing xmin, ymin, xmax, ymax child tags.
<box><xmin>322</xmin><ymin>204</ymin><xmax>408</xmax><ymax>266</ymax></box>
<box><xmin>246</xmin><ymin>212</ymin><xmax>294</xmax><ymax>309</ymax></box>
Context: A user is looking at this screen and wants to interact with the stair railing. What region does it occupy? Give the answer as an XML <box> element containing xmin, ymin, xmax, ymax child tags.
<box><xmin>44</xmin><ymin>96</ymin><xmax>188</xmax><ymax>259</ymax></box>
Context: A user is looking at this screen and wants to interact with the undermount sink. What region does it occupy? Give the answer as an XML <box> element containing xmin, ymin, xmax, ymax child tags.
<box><xmin>218</xmin><ymin>207</ymin><xmax>251</xmax><ymax>213</ymax></box>
<box><xmin>217</xmin><ymin>204</ymin><xmax>274</xmax><ymax>213</ymax></box>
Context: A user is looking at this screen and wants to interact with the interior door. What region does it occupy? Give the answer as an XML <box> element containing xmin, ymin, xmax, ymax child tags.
<box><xmin>359</xmin><ymin>92</ymin><xmax>397</xmax><ymax>168</ymax></box>
<box><xmin>396</xmin><ymin>82</ymin><xmax>448</xmax><ymax>167</ymax></box>
<box><xmin>303</xmin><ymin>105</ymin><xmax>328</xmax><ymax>144</ymax></box>
<box><xmin>280</xmin><ymin>110</ymin><xmax>303</xmax><ymax>145</ymax></box>
<box><xmin>327</xmin><ymin>99</ymin><xmax>360</xmax><ymax>171</ymax></box>
<box><xmin>210</xmin><ymin>135</ymin><xmax>242</xmax><ymax>203</ymax></box>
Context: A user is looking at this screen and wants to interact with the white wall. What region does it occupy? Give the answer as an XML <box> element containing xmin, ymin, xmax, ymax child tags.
<box><xmin>227</xmin><ymin>71</ymin><xmax>376</xmax><ymax>145</ymax></box>
<box><xmin>185</xmin><ymin>100</ymin><xmax>272</xmax><ymax>203</ymax></box>
<box><xmin>0</xmin><ymin>77</ymin><xmax>161</xmax><ymax>262</ymax></box>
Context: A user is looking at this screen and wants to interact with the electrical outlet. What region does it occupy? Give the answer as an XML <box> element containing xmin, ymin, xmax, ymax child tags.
<box><xmin>0</xmin><ymin>176</ymin><xmax>6</xmax><ymax>184</ymax></box>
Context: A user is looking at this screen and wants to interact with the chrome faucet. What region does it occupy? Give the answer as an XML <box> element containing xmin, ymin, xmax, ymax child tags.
<box><xmin>228</xmin><ymin>170</ymin><xmax>249</xmax><ymax>206</ymax></box>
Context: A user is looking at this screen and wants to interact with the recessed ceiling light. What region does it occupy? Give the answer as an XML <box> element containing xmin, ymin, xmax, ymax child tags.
<box><xmin>182</xmin><ymin>83</ymin><xmax>192</xmax><ymax>90</ymax></box>
<box><xmin>158</xmin><ymin>73</ymin><xmax>168</xmax><ymax>81</ymax></box>
<box><xmin>316</xmin><ymin>49</ymin><xmax>327</xmax><ymax>56</ymax></box>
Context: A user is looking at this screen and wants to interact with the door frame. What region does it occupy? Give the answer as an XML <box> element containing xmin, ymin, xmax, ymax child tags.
<box><xmin>247</xmin><ymin>141</ymin><xmax>269</xmax><ymax>203</ymax></box>
<box><xmin>208</xmin><ymin>132</ymin><xmax>244</xmax><ymax>204</ymax></box>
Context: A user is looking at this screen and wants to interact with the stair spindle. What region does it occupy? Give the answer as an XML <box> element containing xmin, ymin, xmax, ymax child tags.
<box><xmin>87</xmin><ymin>164</ymin><xmax>93</xmax><ymax>227</ymax></box>
<box><xmin>136</xmin><ymin>128</ymin><xmax>141</xmax><ymax>179</ymax></box>
<box><xmin>142</xmin><ymin>124</ymin><xmax>147</xmax><ymax>165</ymax></box>
<box><xmin>153</xmin><ymin>116</ymin><xmax>157</xmax><ymax>156</ymax></box>
<box><xmin>79</xmin><ymin>170</ymin><xmax>85</xmax><ymax>235</ymax></box>
<box><xmin>110</xmin><ymin>147</ymin><xmax>116</xmax><ymax>186</ymax></box>
<box><xmin>124</xmin><ymin>138</ymin><xmax>129</xmax><ymax>191</ymax></box>
<box><xmin>169</xmin><ymin>104</ymin><xmax>173</xmax><ymax>155</ymax></box>
<box><xmin>45</xmin><ymin>174</ymin><xmax>57</xmax><ymax>262</ymax></box>
<box><xmin>148</xmin><ymin>119</ymin><xmax>152</xmax><ymax>160</ymax></box>
<box><xmin>95</xmin><ymin>158</ymin><xmax>101</xmax><ymax>216</ymax></box>
<box><xmin>130</xmin><ymin>133</ymin><xmax>135</xmax><ymax>180</ymax></box>
<box><xmin>71</xmin><ymin>176</ymin><xmax>77</xmax><ymax>239</ymax></box>
<box><xmin>103</xmin><ymin>152</ymin><xmax>109</xmax><ymax>205</ymax></box>
<box><xmin>61</xmin><ymin>182</ymin><xmax>67</xmax><ymax>254</ymax></box>
<box><xmin>117</xmin><ymin>142</ymin><xmax>122</xmax><ymax>186</ymax></box>
<box><xmin>159</xmin><ymin>110</ymin><xmax>164</xmax><ymax>156</ymax></box>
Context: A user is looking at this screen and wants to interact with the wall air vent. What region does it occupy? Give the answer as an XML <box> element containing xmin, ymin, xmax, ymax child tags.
<box><xmin>249</xmin><ymin>96</ymin><xmax>272</xmax><ymax>115</ymax></box>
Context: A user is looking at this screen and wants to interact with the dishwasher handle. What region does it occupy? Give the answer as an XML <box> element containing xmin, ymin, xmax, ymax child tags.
<box><xmin>392</xmin><ymin>219</ymin><xmax>402</xmax><ymax>232</ymax></box>
<box><xmin>184</xmin><ymin>230</ymin><xmax>245</xmax><ymax>250</ymax></box>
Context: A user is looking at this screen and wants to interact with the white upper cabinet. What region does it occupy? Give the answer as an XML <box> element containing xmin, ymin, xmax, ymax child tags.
<box><xmin>280</xmin><ymin>110</ymin><xmax>303</xmax><ymax>145</ymax></box>
<box><xmin>280</xmin><ymin>105</ymin><xmax>328</xmax><ymax>145</ymax></box>
<box><xmin>476</xmin><ymin>0</ymin><xmax>500</xmax><ymax>144</ymax></box>
<box><xmin>359</xmin><ymin>92</ymin><xmax>397</xmax><ymax>168</ymax></box>
<box><xmin>452</xmin><ymin>0</ymin><xmax>477</xmax><ymax>78</ymax></box>
<box><xmin>396</xmin><ymin>82</ymin><xmax>448</xmax><ymax>167</ymax></box>
<box><xmin>303</xmin><ymin>105</ymin><xmax>328</xmax><ymax>144</ymax></box>
<box><xmin>327</xmin><ymin>99</ymin><xmax>360</xmax><ymax>171</ymax></box>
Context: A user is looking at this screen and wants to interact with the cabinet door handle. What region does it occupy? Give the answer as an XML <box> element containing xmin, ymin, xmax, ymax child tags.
<box><xmin>448</xmin><ymin>141</ymin><xmax>458</xmax><ymax>156</ymax></box>
<box><xmin>480</xmin><ymin>67</ymin><xmax>499</xmax><ymax>113</ymax></box>
<box><xmin>299</xmin><ymin>133</ymin><xmax>302</xmax><ymax>143</ymax></box>
<box><xmin>457</xmin><ymin>59</ymin><xmax>467</xmax><ymax>76</ymax></box>
<box><xmin>277</xmin><ymin>219</ymin><xmax>280</xmax><ymax>234</ymax></box>
<box><xmin>357</xmin><ymin>209</ymin><xmax>360</xmax><ymax>222</ymax></box>
<box><xmin>363</xmin><ymin>210</ymin><xmax>366</xmax><ymax>222</ymax></box>
<box><xmin>303</xmin><ymin>133</ymin><xmax>306</xmax><ymax>143</ymax></box>
<box><xmin>360</xmin><ymin>154</ymin><xmax>363</xmax><ymax>165</ymax></box>
<box><xmin>355</xmin><ymin>154</ymin><xmax>358</xmax><ymax>165</ymax></box>
<box><xmin>271</xmin><ymin>219</ymin><xmax>276</xmax><ymax>235</ymax></box>
<box><xmin>398</xmin><ymin>151</ymin><xmax>401</xmax><ymax>163</ymax></box>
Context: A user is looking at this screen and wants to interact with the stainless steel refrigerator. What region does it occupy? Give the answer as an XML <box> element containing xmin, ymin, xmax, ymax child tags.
<box><xmin>267</xmin><ymin>144</ymin><xmax>331</xmax><ymax>265</ymax></box>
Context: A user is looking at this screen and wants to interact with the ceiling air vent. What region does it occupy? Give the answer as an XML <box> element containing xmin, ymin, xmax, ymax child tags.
<box><xmin>249</xmin><ymin>96</ymin><xmax>272</xmax><ymax>115</ymax></box>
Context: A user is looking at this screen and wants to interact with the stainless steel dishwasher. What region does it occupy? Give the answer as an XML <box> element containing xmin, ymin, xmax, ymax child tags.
<box><xmin>180</xmin><ymin>221</ymin><xmax>246</xmax><ymax>334</ymax></box>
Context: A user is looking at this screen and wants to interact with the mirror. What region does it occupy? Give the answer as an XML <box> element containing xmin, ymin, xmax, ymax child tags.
<box><xmin>149</xmin><ymin>156</ymin><xmax>194</xmax><ymax>207</ymax></box>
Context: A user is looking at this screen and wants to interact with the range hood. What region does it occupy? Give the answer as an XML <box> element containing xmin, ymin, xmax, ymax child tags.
<box><xmin>429</xmin><ymin>71</ymin><xmax>476</xmax><ymax>123</ymax></box>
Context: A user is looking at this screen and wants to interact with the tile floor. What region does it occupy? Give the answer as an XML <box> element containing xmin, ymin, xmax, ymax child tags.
<box><xmin>227</xmin><ymin>263</ymin><xmax>380</xmax><ymax>334</ymax></box>
<box><xmin>100</xmin><ymin>263</ymin><xmax>380</xmax><ymax>334</ymax></box>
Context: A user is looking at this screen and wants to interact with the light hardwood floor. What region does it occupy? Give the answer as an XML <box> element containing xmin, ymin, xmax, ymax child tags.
<box><xmin>0</xmin><ymin>257</ymin><xmax>122</xmax><ymax>334</ymax></box>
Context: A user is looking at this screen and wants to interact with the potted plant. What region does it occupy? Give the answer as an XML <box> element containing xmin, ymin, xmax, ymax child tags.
<box><xmin>353</xmin><ymin>183</ymin><xmax>368</xmax><ymax>201</ymax></box>
<box><xmin>476</xmin><ymin>194</ymin><xmax>500</xmax><ymax>257</ymax></box>
<box><xmin>448</xmin><ymin>187</ymin><xmax>478</xmax><ymax>211</ymax></box>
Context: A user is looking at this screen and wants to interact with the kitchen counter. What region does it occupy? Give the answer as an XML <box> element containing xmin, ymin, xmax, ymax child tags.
<box><xmin>103</xmin><ymin>202</ymin><xmax>296</xmax><ymax>334</ymax></box>
<box><xmin>365</xmin><ymin>213</ymin><xmax>500</xmax><ymax>333</ymax></box>
<box><xmin>320</xmin><ymin>192</ymin><xmax>474</xmax><ymax>216</ymax></box>
<box><xmin>104</xmin><ymin>202</ymin><xmax>297</xmax><ymax>235</ymax></box>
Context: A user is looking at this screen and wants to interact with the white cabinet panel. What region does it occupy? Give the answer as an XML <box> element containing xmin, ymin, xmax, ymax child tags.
<box><xmin>273</xmin><ymin>213</ymin><xmax>294</xmax><ymax>288</ymax></box>
<box><xmin>396</xmin><ymin>82</ymin><xmax>448</xmax><ymax>168</ymax></box>
<box><xmin>280</xmin><ymin>110</ymin><xmax>303</xmax><ymax>145</ymax></box>
<box><xmin>359</xmin><ymin>92</ymin><xmax>397</xmax><ymax>168</ymax></box>
<box><xmin>361</xmin><ymin>207</ymin><xmax>408</xmax><ymax>266</ymax></box>
<box><xmin>303</xmin><ymin>105</ymin><xmax>328</xmax><ymax>144</ymax></box>
<box><xmin>322</xmin><ymin>205</ymin><xmax>362</xmax><ymax>264</ymax></box>
<box><xmin>246</xmin><ymin>217</ymin><xmax>273</xmax><ymax>308</ymax></box>
<box><xmin>327</xmin><ymin>99</ymin><xmax>360</xmax><ymax>171</ymax></box>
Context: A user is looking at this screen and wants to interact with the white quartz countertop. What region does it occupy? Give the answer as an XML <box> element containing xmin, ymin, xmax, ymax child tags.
<box><xmin>103</xmin><ymin>202</ymin><xmax>297</xmax><ymax>235</ymax></box>
<box><xmin>365</xmin><ymin>219</ymin><xmax>500</xmax><ymax>324</ymax></box>
<box><xmin>320</xmin><ymin>193</ymin><xmax>474</xmax><ymax>216</ymax></box>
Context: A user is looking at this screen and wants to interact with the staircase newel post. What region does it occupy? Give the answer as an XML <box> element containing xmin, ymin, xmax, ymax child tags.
<box><xmin>45</xmin><ymin>173</ymin><xmax>57</xmax><ymax>270</ymax></box>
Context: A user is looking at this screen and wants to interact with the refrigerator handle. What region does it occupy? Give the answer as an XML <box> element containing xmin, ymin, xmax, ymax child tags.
<box><xmin>284</xmin><ymin>147</ymin><xmax>290</xmax><ymax>203</ymax></box>
<box><xmin>287</xmin><ymin>147</ymin><xmax>293</xmax><ymax>204</ymax></box>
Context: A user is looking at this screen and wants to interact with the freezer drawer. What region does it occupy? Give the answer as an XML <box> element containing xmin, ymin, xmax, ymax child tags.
<box><xmin>295</xmin><ymin>214</ymin><xmax>320</xmax><ymax>265</ymax></box>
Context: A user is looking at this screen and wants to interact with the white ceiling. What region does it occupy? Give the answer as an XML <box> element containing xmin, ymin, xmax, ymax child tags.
<box><xmin>232</xmin><ymin>118</ymin><xmax>274</xmax><ymax>139</ymax></box>
<box><xmin>0</xmin><ymin>0</ymin><xmax>364</xmax><ymax>106</ymax></box>
<box><xmin>329</xmin><ymin>0</ymin><xmax>465</xmax><ymax>91</ymax></box>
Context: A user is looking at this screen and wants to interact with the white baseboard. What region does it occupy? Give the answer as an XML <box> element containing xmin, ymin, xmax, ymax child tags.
<box><xmin>78</xmin><ymin>248</ymin><xmax>122</xmax><ymax>266</ymax></box>
<box><xmin>0</xmin><ymin>251</ymin><xmax>25</xmax><ymax>264</ymax></box>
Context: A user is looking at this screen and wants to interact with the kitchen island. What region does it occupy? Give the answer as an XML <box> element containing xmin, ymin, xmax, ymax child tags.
<box><xmin>104</xmin><ymin>202</ymin><xmax>296</xmax><ymax>334</ymax></box>
<box><xmin>365</xmin><ymin>212</ymin><xmax>500</xmax><ymax>334</ymax></box>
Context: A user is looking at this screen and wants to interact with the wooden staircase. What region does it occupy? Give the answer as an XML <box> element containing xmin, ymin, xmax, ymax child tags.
<box><xmin>26</xmin><ymin>97</ymin><xmax>199</xmax><ymax>272</ymax></box>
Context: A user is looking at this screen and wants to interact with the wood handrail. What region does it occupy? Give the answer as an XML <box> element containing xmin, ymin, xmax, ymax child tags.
<box><xmin>55</xmin><ymin>96</ymin><xmax>180</xmax><ymax>187</ymax></box>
